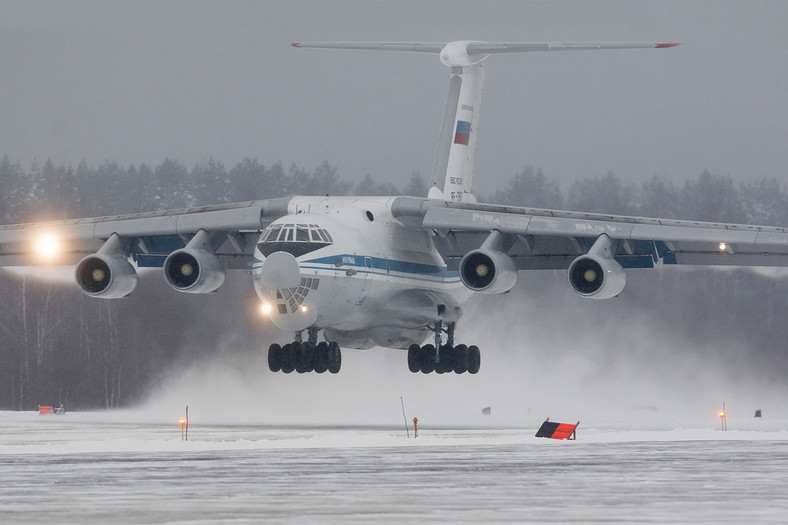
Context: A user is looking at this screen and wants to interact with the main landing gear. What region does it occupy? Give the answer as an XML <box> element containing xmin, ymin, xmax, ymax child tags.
<box><xmin>407</xmin><ymin>322</ymin><xmax>480</xmax><ymax>375</ymax></box>
<box><xmin>267</xmin><ymin>327</ymin><xmax>342</xmax><ymax>374</ymax></box>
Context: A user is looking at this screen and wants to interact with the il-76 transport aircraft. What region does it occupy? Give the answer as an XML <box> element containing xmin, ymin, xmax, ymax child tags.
<box><xmin>3</xmin><ymin>40</ymin><xmax>788</xmax><ymax>376</ymax></box>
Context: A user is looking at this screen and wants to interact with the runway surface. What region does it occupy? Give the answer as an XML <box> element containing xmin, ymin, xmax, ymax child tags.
<box><xmin>2</xmin><ymin>411</ymin><xmax>788</xmax><ymax>524</ymax></box>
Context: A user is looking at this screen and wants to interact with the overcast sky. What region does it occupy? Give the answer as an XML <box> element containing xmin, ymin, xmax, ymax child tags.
<box><xmin>2</xmin><ymin>0</ymin><xmax>787</xmax><ymax>192</ymax></box>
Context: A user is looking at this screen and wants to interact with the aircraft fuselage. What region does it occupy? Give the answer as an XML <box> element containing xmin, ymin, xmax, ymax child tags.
<box><xmin>252</xmin><ymin>196</ymin><xmax>471</xmax><ymax>349</ymax></box>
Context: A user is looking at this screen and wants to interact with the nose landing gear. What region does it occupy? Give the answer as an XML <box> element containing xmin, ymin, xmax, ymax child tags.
<box><xmin>267</xmin><ymin>328</ymin><xmax>341</xmax><ymax>374</ymax></box>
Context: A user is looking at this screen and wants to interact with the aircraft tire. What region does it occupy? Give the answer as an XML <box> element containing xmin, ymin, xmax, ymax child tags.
<box><xmin>268</xmin><ymin>343</ymin><xmax>283</xmax><ymax>372</ymax></box>
<box><xmin>301</xmin><ymin>342</ymin><xmax>315</xmax><ymax>373</ymax></box>
<box><xmin>452</xmin><ymin>344</ymin><xmax>469</xmax><ymax>374</ymax></box>
<box><xmin>293</xmin><ymin>342</ymin><xmax>306</xmax><ymax>373</ymax></box>
<box><xmin>281</xmin><ymin>343</ymin><xmax>295</xmax><ymax>374</ymax></box>
<box><xmin>328</xmin><ymin>342</ymin><xmax>342</xmax><ymax>374</ymax></box>
<box><xmin>420</xmin><ymin>344</ymin><xmax>436</xmax><ymax>374</ymax></box>
<box><xmin>407</xmin><ymin>344</ymin><xmax>421</xmax><ymax>373</ymax></box>
<box><xmin>314</xmin><ymin>342</ymin><xmax>329</xmax><ymax>373</ymax></box>
<box><xmin>467</xmin><ymin>345</ymin><xmax>481</xmax><ymax>374</ymax></box>
<box><xmin>437</xmin><ymin>344</ymin><xmax>453</xmax><ymax>374</ymax></box>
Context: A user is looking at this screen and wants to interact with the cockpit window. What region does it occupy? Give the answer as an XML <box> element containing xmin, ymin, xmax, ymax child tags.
<box><xmin>257</xmin><ymin>223</ymin><xmax>333</xmax><ymax>258</ymax></box>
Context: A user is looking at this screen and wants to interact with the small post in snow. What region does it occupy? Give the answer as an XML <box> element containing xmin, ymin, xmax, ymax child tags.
<box><xmin>400</xmin><ymin>397</ymin><xmax>410</xmax><ymax>438</ymax></box>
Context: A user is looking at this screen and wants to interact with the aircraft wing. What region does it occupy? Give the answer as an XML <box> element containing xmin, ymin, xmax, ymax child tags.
<box><xmin>0</xmin><ymin>198</ymin><xmax>291</xmax><ymax>269</ymax></box>
<box><xmin>390</xmin><ymin>196</ymin><xmax>788</xmax><ymax>271</ymax></box>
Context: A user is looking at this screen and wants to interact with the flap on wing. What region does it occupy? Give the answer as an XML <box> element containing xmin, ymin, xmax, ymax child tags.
<box><xmin>393</xmin><ymin>197</ymin><xmax>788</xmax><ymax>270</ymax></box>
<box><xmin>0</xmin><ymin>198</ymin><xmax>292</xmax><ymax>268</ymax></box>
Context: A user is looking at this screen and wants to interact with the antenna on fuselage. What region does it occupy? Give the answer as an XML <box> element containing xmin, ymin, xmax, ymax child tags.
<box><xmin>292</xmin><ymin>40</ymin><xmax>679</xmax><ymax>203</ymax></box>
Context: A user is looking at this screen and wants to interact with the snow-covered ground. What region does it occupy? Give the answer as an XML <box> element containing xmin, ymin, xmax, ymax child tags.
<box><xmin>2</xmin><ymin>410</ymin><xmax>788</xmax><ymax>524</ymax></box>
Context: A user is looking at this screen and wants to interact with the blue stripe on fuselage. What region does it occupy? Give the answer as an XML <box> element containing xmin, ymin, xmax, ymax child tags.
<box><xmin>253</xmin><ymin>254</ymin><xmax>459</xmax><ymax>280</ymax></box>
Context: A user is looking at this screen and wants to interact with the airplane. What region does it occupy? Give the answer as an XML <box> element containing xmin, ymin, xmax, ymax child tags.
<box><xmin>3</xmin><ymin>40</ymin><xmax>788</xmax><ymax>377</ymax></box>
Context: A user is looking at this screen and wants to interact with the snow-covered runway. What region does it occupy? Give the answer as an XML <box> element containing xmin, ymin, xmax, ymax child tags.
<box><xmin>2</xmin><ymin>412</ymin><xmax>788</xmax><ymax>523</ymax></box>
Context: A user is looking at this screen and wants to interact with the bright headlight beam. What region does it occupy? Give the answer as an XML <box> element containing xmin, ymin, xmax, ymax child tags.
<box><xmin>34</xmin><ymin>232</ymin><xmax>61</xmax><ymax>261</ymax></box>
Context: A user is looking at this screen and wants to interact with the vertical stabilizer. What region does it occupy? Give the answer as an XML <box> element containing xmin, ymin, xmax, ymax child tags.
<box><xmin>292</xmin><ymin>40</ymin><xmax>679</xmax><ymax>202</ymax></box>
<box><xmin>429</xmin><ymin>63</ymin><xmax>483</xmax><ymax>203</ymax></box>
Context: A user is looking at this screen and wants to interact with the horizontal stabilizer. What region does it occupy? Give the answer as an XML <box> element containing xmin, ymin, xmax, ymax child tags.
<box><xmin>292</xmin><ymin>42</ymin><xmax>445</xmax><ymax>53</ymax></box>
<box><xmin>292</xmin><ymin>41</ymin><xmax>680</xmax><ymax>62</ymax></box>
<box><xmin>465</xmin><ymin>42</ymin><xmax>679</xmax><ymax>55</ymax></box>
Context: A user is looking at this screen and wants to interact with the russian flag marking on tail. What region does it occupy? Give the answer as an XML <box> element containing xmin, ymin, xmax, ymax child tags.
<box><xmin>454</xmin><ymin>120</ymin><xmax>471</xmax><ymax>145</ymax></box>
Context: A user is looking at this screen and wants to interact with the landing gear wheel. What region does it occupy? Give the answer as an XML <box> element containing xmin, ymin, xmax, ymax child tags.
<box><xmin>293</xmin><ymin>342</ymin><xmax>307</xmax><ymax>373</ymax></box>
<box><xmin>420</xmin><ymin>344</ymin><xmax>436</xmax><ymax>374</ymax></box>
<box><xmin>452</xmin><ymin>344</ymin><xmax>469</xmax><ymax>374</ymax></box>
<box><xmin>327</xmin><ymin>342</ymin><xmax>342</xmax><ymax>374</ymax></box>
<box><xmin>300</xmin><ymin>342</ymin><xmax>315</xmax><ymax>373</ymax></box>
<box><xmin>267</xmin><ymin>343</ymin><xmax>283</xmax><ymax>372</ymax></box>
<box><xmin>281</xmin><ymin>343</ymin><xmax>295</xmax><ymax>374</ymax></box>
<box><xmin>314</xmin><ymin>342</ymin><xmax>329</xmax><ymax>373</ymax></box>
<box><xmin>467</xmin><ymin>345</ymin><xmax>481</xmax><ymax>374</ymax></box>
<box><xmin>437</xmin><ymin>344</ymin><xmax>453</xmax><ymax>374</ymax></box>
<box><xmin>407</xmin><ymin>344</ymin><xmax>421</xmax><ymax>373</ymax></box>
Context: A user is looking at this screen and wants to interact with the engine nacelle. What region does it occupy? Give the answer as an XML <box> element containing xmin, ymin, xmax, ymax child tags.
<box><xmin>163</xmin><ymin>248</ymin><xmax>225</xmax><ymax>293</ymax></box>
<box><xmin>567</xmin><ymin>254</ymin><xmax>626</xmax><ymax>299</ymax></box>
<box><xmin>75</xmin><ymin>254</ymin><xmax>138</xmax><ymax>298</ymax></box>
<box><xmin>459</xmin><ymin>249</ymin><xmax>518</xmax><ymax>294</ymax></box>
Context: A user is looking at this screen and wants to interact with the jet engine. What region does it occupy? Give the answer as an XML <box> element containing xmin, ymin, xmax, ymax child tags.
<box><xmin>567</xmin><ymin>235</ymin><xmax>626</xmax><ymax>299</ymax></box>
<box><xmin>164</xmin><ymin>248</ymin><xmax>225</xmax><ymax>293</ymax></box>
<box><xmin>459</xmin><ymin>249</ymin><xmax>518</xmax><ymax>294</ymax></box>
<box><xmin>75</xmin><ymin>253</ymin><xmax>138</xmax><ymax>298</ymax></box>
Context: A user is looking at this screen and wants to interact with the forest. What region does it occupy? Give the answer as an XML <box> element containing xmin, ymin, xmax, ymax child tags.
<box><xmin>2</xmin><ymin>155</ymin><xmax>788</xmax><ymax>410</ymax></box>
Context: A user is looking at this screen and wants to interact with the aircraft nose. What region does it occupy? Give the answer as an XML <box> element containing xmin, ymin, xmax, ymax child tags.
<box><xmin>259</xmin><ymin>251</ymin><xmax>301</xmax><ymax>288</ymax></box>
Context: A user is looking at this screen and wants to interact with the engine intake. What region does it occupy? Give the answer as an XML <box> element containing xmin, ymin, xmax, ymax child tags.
<box><xmin>164</xmin><ymin>248</ymin><xmax>225</xmax><ymax>293</ymax></box>
<box><xmin>567</xmin><ymin>235</ymin><xmax>626</xmax><ymax>299</ymax></box>
<box><xmin>75</xmin><ymin>254</ymin><xmax>138</xmax><ymax>298</ymax></box>
<box><xmin>459</xmin><ymin>249</ymin><xmax>518</xmax><ymax>294</ymax></box>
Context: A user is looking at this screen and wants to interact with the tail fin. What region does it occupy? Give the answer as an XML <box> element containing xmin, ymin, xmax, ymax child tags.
<box><xmin>292</xmin><ymin>41</ymin><xmax>679</xmax><ymax>202</ymax></box>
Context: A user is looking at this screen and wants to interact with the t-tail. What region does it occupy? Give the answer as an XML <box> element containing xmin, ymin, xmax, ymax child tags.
<box><xmin>292</xmin><ymin>40</ymin><xmax>679</xmax><ymax>203</ymax></box>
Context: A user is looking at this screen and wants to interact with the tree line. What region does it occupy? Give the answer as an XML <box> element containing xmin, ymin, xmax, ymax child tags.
<box><xmin>1</xmin><ymin>155</ymin><xmax>787</xmax><ymax>411</ymax></box>
<box><xmin>3</xmin><ymin>155</ymin><xmax>788</xmax><ymax>226</ymax></box>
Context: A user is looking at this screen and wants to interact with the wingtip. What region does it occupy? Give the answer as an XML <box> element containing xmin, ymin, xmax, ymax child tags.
<box><xmin>655</xmin><ymin>42</ymin><xmax>680</xmax><ymax>48</ymax></box>
<box><xmin>291</xmin><ymin>42</ymin><xmax>301</xmax><ymax>48</ymax></box>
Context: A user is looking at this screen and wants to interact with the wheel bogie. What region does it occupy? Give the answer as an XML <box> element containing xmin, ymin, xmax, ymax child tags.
<box><xmin>267</xmin><ymin>329</ymin><xmax>479</xmax><ymax>376</ymax></box>
<box><xmin>405</xmin><ymin>342</ymin><xmax>480</xmax><ymax>375</ymax></box>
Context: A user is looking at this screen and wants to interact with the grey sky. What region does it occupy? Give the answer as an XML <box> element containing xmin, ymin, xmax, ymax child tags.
<box><xmin>2</xmin><ymin>0</ymin><xmax>787</xmax><ymax>193</ymax></box>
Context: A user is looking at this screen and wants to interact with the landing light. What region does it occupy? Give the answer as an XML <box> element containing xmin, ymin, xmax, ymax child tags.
<box><xmin>300</xmin><ymin>305</ymin><xmax>309</xmax><ymax>313</ymax></box>
<box><xmin>719</xmin><ymin>243</ymin><xmax>727</xmax><ymax>251</ymax></box>
<box><xmin>261</xmin><ymin>303</ymin><xmax>273</xmax><ymax>315</ymax></box>
<box><xmin>34</xmin><ymin>232</ymin><xmax>61</xmax><ymax>261</ymax></box>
